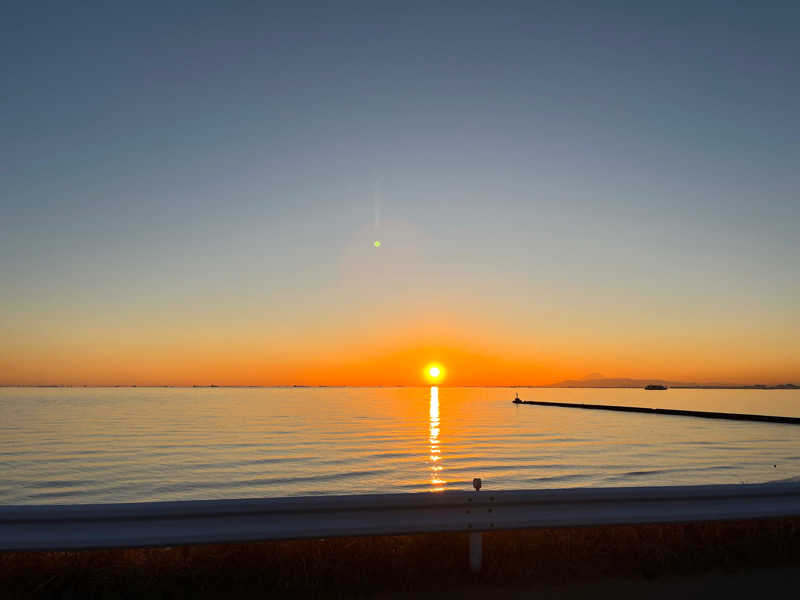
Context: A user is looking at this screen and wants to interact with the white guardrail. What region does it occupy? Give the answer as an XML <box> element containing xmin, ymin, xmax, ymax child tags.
<box><xmin>3</xmin><ymin>482</ymin><xmax>800</xmax><ymax>569</ymax></box>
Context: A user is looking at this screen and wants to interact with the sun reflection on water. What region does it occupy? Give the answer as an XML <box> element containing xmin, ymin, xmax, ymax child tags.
<box><xmin>429</xmin><ymin>385</ymin><xmax>445</xmax><ymax>490</ymax></box>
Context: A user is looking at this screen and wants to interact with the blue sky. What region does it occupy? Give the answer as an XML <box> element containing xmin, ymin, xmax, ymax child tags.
<box><xmin>1</xmin><ymin>2</ymin><xmax>798</xmax><ymax>384</ymax></box>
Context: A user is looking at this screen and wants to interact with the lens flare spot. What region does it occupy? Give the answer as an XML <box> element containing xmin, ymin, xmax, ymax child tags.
<box><xmin>374</xmin><ymin>240</ymin><xmax>381</xmax><ymax>247</ymax></box>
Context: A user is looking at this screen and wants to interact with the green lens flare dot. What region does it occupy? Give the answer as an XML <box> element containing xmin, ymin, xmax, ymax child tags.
<box><xmin>374</xmin><ymin>241</ymin><xmax>381</xmax><ymax>247</ymax></box>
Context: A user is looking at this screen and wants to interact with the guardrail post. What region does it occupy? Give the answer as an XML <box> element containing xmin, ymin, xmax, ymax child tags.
<box><xmin>470</xmin><ymin>477</ymin><xmax>483</xmax><ymax>573</ymax></box>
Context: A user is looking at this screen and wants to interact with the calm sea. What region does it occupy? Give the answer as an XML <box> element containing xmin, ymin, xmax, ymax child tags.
<box><xmin>1</xmin><ymin>387</ymin><xmax>799</xmax><ymax>505</ymax></box>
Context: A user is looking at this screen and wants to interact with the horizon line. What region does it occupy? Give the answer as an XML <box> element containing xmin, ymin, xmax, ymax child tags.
<box><xmin>1</xmin><ymin>382</ymin><xmax>798</xmax><ymax>389</ymax></box>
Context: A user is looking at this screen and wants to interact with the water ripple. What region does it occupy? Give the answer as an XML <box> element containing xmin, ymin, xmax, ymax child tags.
<box><xmin>2</xmin><ymin>386</ymin><xmax>800</xmax><ymax>504</ymax></box>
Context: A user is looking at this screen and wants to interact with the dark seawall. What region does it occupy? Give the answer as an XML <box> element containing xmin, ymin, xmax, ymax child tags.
<box><xmin>513</xmin><ymin>400</ymin><xmax>800</xmax><ymax>425</ymax></box>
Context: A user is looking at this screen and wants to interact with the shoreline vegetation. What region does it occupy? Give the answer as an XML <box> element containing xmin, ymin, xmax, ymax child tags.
<box><xmin>3</xmin><ymin>518</ymin><xmax>800</xmax><ymax>598</ymax></box>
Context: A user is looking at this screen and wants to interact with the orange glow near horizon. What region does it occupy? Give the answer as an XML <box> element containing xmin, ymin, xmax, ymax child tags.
<box><xmin>1</xmin><ymin>214</ymin><xmax>797</xmax><ymax>389</ymax></box>
<box><xmin>1</xmin><ymin>308</ymin><xmax>798</xmax><ymax>387</ymax></box>
<box><xmin>2</xmin><ymin>336</ymin><xmax>797</xmax><ymax>387</ymax></box>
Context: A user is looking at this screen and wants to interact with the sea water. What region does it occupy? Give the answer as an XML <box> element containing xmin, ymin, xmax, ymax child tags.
<box><xmin>1</xmin><ymin>387</ymin><xmax>799</xmax><ymax>504</ymax></box>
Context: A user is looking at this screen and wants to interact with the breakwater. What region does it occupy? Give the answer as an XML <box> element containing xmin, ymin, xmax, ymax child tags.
<box><xmin>513</xmin><ymin>399</ymin><xmax>800</xmax><ymax>425</ymax></box>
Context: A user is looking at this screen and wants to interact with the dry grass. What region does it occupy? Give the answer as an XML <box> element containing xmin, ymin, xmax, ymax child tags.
<box><xmin>3</xmin><ymin>518</ymin><xmax>800</xmax><ymax>598</ymax></box>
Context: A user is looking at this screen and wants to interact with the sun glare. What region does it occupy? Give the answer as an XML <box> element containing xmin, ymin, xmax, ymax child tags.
<box><xmin>424</xmin><ymin>363</ymin><xmax>445</xmax><ymax>383</ymax></box>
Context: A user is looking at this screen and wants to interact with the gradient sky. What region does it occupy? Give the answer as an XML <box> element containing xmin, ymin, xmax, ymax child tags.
<box><xmin>2</xmin><ymin>1</ymin><xmax>798</xmax><ymax>386</ymax></box>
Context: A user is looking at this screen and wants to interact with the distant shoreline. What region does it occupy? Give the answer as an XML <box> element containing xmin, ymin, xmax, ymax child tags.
<box><xmin>1</xmin><ymin>384</ymin><xmax>797</xmax><ymax>390</ymax></box>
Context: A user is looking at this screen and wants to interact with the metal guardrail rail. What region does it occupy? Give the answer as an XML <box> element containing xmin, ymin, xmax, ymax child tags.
<box><xmin>3</xmin><ymin>482</ymin><xmax>800</xmax><ymax>556</ymax></box>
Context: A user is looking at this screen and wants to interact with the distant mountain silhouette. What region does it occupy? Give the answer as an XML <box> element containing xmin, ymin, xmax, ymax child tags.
<box><xmin>545</xmin><ymin>377</ymin><xmax>798</xmax><ymax>389</ymax></box>
<box><xmin>577</xmin><ymin>372</ymin><xmax>605</xmax><ymax>381</ymax></box>
<box><xmin>546</xmin><ymin>377</ymin><xmax>684</xmax><ymax>388</ymax></box>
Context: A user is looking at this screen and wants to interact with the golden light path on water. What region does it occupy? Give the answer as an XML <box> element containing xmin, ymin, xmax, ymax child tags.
<box><xmin>429</xmin><ymin>385</ymin><xmax>445</xmax><ymax>490</ymax></box>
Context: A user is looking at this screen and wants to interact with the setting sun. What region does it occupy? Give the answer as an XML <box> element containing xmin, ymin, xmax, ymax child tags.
<box><xmin>424</xmin><ymin>363</ymin><xmax>445</xmax><ymax>384</ymax></box>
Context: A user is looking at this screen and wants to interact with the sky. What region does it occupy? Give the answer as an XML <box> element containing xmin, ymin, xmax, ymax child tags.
<box><xmin>1</xmin><ymin>1</ymin><xmax>798</xmax><ymax>386</ymax></box>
